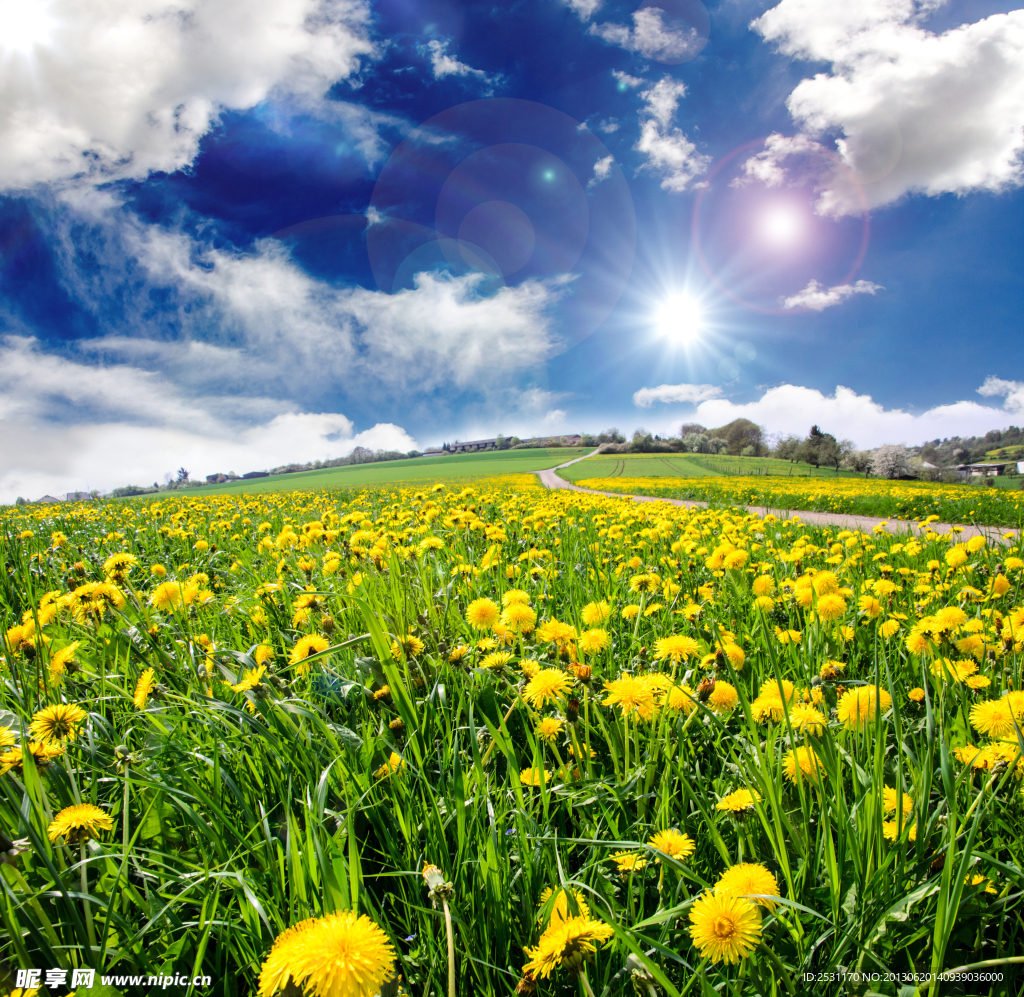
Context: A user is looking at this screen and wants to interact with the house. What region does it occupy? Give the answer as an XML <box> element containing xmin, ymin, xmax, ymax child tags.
<box><xmin>36</xmin><ymin>495</ymin><xmax>64</xmax><ymax>504</ymax></box>
<box><xmin>66</xmin><ymin>491</ymin><xmax>91</xmax><ymax>501</ymax></box>
<box><xmin>957</xmin><ymin>461</ymin><xmax>1016</xmax><ymax>478</ymax></box>
<box><xmin>447</xmin><ymin>438</ymin><xmax>499</xmax><ymax>453</ymax></box>
<box><xmin>421</xmin><ymin>449</ymin><xmax>444</xmax><ymax>457</ymax></box>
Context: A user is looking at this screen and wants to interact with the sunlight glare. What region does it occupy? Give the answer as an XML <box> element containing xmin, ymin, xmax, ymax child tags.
<box><xmin>760</xmin><ymin>205</ymin><xmax>803</xmax><ymax>246</ymax></box>
<box><xmin>655</xmin><ymin>294</ymin><xmax>702</xmax><ymax>343</ymax></box>
<box><xmin>1</xmin><ymin>0</ymin><xmax>56</xmax><ymax>55</ymax></box>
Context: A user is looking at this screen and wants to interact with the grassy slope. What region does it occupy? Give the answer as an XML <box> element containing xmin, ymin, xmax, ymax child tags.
<box><xmin>558</xmin><ymin>452</ymin><xmax>864</xmax><ymax>482</ymax></box>
<box><xmin>189</xmin><ymin>448</ymin><xmax>591</xmax><ymax>495</ymax></box>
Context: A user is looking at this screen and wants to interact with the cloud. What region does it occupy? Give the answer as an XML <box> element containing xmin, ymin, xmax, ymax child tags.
<box><xmin>612</xmin><ymin>70</ymin><xmax>645</xmax><ymax>90</ymax></box>
<box><xmin>589</xmin><ymin>155</ymin><xmax>614</xmax><ymax>187</ymax></box>
<box><xmin>671</xmin><ymin>381</ymin><xmax>1024</xmax><ymax>450</ymax></box>
<box><xmin>977</xmin><ymin>376</ymin><xmax>1024</xmax><ymax>415</ymax></box>
<box><xmin>423</xmin><ymin>39</ymin><xmax>497</xmax><ymax>86</ymax></box>
<box><xmin>633</xmin><ymin>382</ymin><xmax>723</xmax><ymax>408</ymax></box>
<box><xmin>544</xmin><ymin>409</ymin><xmax>568</xmax><ymax>426</ymax></box>
<box><xmin>597</xmin><ymin>119</ymin><xmax>620</xmax><ymax>133</ymax></box>
<box><xmin>590</xmin><ymin>8</ymin><xmax>703</xmax><ymax>62</ymax></box>
<box><xmin>0</xmin><ymin>0</ymin><xmax>376</xmax><ymax>191</ymax></box>
<box><xmin>782</xmin><ymin>278</ymin><xmax>883</xmax><ymax>311</ymax></box>
<box><xmin>749</xmin><ymin>1</ymin><xmax>1024</xmax><ymax>215</ymax></box>
<box><xmin>562</xmin><ymin>0</ymin><xmax>603</xmax><ymax>22</ymax></box>
<box><xmin>635</xmin><ymin>77</ymin><xmax>710</xmax><ymax>192</ymax></box>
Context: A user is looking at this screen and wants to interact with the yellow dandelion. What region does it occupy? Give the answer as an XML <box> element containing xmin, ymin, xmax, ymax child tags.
<box><xmin>882</xmin><ymin>786</ymin><xmax>914</xmax><ymax>818</ymax></box>
<box><xmin>538</xmin><ymin>886</ymin><xmax>591</xmax><ymax>924</ymax></box>
<box><xmin>783</xmin><ymin>746</ymin><xmax>825</xmax><ymax>783</ymax></box>
<box><xmin>653</xmin><ymin>634</ymin><xmax>699</xmax><ymax>663</ymax></box>
<box><xmin>48</xmin><ymin>641</ymin><xmax>82</xmax><ymax>683</ymax></box>
<box><xmin>480</xmin><ymin>651</ymin><xmax>513</xmax><ymax>669</ymax></box>
<box><xmin>581</xmin><ymin>601</ymin><xmax>611</xmax><ymax>625</ymax></box>
<box><xmin>576</xmin><ymin>629</ymin><xmax>609</xmax><ymax>655</ymax></box>
<box><xmin>524</xmin><ymin>668</ymin><xmax>571</xmax><ymax>708</ymax></box>
<box><xmin>501</xmin><ymin>603</ymin><xmax>537</xmax><ymax>634</ymax></box>
<box><xmin>466</xmin><ymin>598</ymin><xmax>500</xmax><ymax>630</ymax></box>
<box><xmin>29</xmin><ymin>703</ymin><xmax>87</xmax><ymax>743</ymax></box>
<box><xmin>290</xmin><ymin>634</ymin><xmax>330</xmax><ymax>674</ymax></box>
<box><xmin>520</xmin><ymin>767</ymin><xmax>550</xmax><ymax>787</ymax></box>
<box><xmin>970</xmin><ymin>698</ymin><xmax>1014</xmax><ymax>738</ymax></box>
<box><xmin>788</xmin><ymin>702</ymin><xmax>827</xmax><ymax>734</ymax></box>
<box><xmin>258</xmin><ymin>910</ymin><xmax>396</xmax><ymax>997</ymax></box>
<box><xmin>47</xmin><ymin>803</ymin><xmax>114</xmax><ymax>843</ymax></box>
<box><xmin>715</xmin><ymin>788</ymin><xmax>760</xmax><ymax>813</ymax></box>
<box><xmin>648</xmin><ymin>829</ymin><xmax>695</xmax><ymax>861</ymax></box>
<box><xmin>688</xmin><ymin>892</ymin><xmax>761</xmax><ymax>965</ymax></box>
<box><xmin>611</xmin><ymin>850</ymin><xmax>647</xmax><ymax>873</ymax></box>
<box><xmin>536</xmin><ymin>717</ymin><xmax>565</xmax><ymax>742</ymax></box>
<box><xmin>707</xmin><ymin>681</ymin><xmax>738</xmax><ymax>715</ymax></box>
<box><xmin>133</xmin><ymin>668</ymin><xmax>156</xmax><ymax>710</ymax></box>
<box><xmin>837</xmin><ymin>685</ymin><xmax>892</xmax><ymax>731</ymax></box>
<box><xmin>602</xmin><ymin>675</ymin><xmax>656</xmax><ymax>720</ymax></box>
<box><xmin>882</xmin><ymin>820</ymin><xmax>918</xmax><ymax>843</ymax></box>
<box><xmin>375</xmin><ymin>752</ymin><xmax>405</xmax><ymax>778</ymax></box>
<box><xmin>715</xmin><ymin>863</ymin><xmax>780</xmax><ymax>911</ymax></box>
<box><xmin>522</xmin><ymin>915</ymin><xmax>614</xmax><ymax>979</ymax></box>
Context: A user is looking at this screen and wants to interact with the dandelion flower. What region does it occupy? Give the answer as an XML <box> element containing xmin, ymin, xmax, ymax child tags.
<box><xmin>538</xmin><ymin>886</ymin><xmax>590</xmax><ymax>924</ymax></box>
<box><xmin>882</xmin><ymin>820</ymin><xmax>917</xmax><ymax>843</ymax></box>
<box><xmin>523</xmin><ymin>668</ymin><xmax>571</xmax><ymax>708</ymax></box>
<box><xmin>715</xmin><ymin>788</ymin><xmax>760</xmax><ymax>813</ymax></box>
<box><xmin>48</xmin><ymin>641</ymin><xmax>82</xmax><ymax>683</ymax></box>
<box><xmin>577</xmin><ymin>629</ymin><xmax>609</xmax><ymax>655</ymax></box>
<box><xmin>882</xmin><ymin>786</ymin><xmax>914</xmax><ymax>818</ymax></box>
<box><xmin>291</xmin><ymin>634</ymin><xmax>330</xmax><ymax>669</ymax></box>
<box><xmin>503</xmin><ymin>589</ymin><xmax>531</xmax><ymax>606</ymax></box>
<box><xmin>375</xmin><ymin>752</ymin><xmax>405</xmax><ymax>778</ymax></box>
<box><xmin>783</xmin><ymin>746</ymin><xmax>825</xmax><ymax>784</ymax></box>
<box><xmin>648</xmin><ymin>829</ymin><xmax>695</xmax><ymax>861</ymax></box>
<box><xmin>581</xmin><ymin>601</ymin><xmax>611</xmax><ymax>626</ymax></box>
<box><xmin>536</xmin><ymin>717</ymin><xmax>564</xmax><ymax>742</ymax></box>
<box><xmin>653</xmin><ymin>635</ymin><xmax>699</xmax><ymax>663</ymax></box>
<box><xmin>707</xmin><ymin>681</ymin><xmax>738</xmax><ymax>715</ymax></box>
<box><xmin>837</xmin><ymin>685</ymin><xmax>892</xmax><ymax>731</ymax></box>
<box><xmin>611</xmin><ymin>850</ymin><xmax>647</xmax><ymax>874</ymax></box>
<box><xmin>29</xmin><ymin>703</ymin><xmax>87</xmax><ymax>743</ymax></box>
<box><xmin>466</xmin><ymin>598</ymin><xmax>500</xmax><ymax>630</ymax></box>
<box><xmin>258</xmin><ymin>910</ymin><xmax>396</xmax><ymax>997</ymax></box>
<box><xmin>47</xmin><ymin>803</ymin><xmax>114</xmax><ymax>844</ymax></box>
<box><xmin>970</xmin><ymin>699</ymin><xmax>1014</xmax><ymax>738</ymax></box>
<box><xmin>602</xmin><ymin>675</ymin><xmax>656</xmax><ymax>720</ymax></box>
<box><xmin>715</xmin><ymin>863</ymin><xmax>780</xmax><ymax>911</ymax></box>
<box><xmin>816</xmin><ymin>593</ymin><xmax>847</xmax><ymax>622</ymax></box>
<box><xmin>536</xmin><ymin>619</ymin><xmax>577</xmax><ymax>646</ymax></box>
<box><xmin>502</xmin><ymin>603</ymin><xmax>537</xmax><ymax>634</ymax></box>
<box><xmin>688</xmin><ymin>892</ymin><xmax>761</xmax><ymax>965</ymax></box>
<box><xmin>788</xmin><ymin>703</ymin><xmax>826</xmax><ymax>735</ymax></box>
<box><xmin>480</xmin><ymin>651</ymin><xmax>513</xmax><ymax>669</ymax></box>
<box><xmin>522</xmin><ymin>915</ymin><xmax>614</xmax><ymax>979</ymax></box>
<box><xmin>879</xmin><ymin>619</ymin><xmax>901</xmax><ymax>639</ymax></box>
<box><xmin>390</xmin><ymin>634</ymin><xmax>425</xmax><ymax>659</ymax></box>
<box><xmin>520</xmin><ymin>767</ymin><xmax>549</xmax><ymax>787</ymax></box>
<box><xmin>133</xmin><ymin>668</ymin><xmax>156</xmax><ymax>710</ymax></box>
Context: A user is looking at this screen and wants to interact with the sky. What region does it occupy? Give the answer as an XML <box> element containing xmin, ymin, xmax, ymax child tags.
<box><xmin>0</xmin><ymin>0</ymin><xmax>1022</xmax><ymax>500</ymax></box>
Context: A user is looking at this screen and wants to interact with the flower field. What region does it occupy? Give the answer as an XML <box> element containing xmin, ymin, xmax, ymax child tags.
<box><xmin>572</xmin><ymin>475</ymin><xmax>1024</xmax><ymax>530</ymax></box>
<box><xmin>1</xmin><ymin>479</ymin><xmax>1023</xmax><ymax>997</ymax></box>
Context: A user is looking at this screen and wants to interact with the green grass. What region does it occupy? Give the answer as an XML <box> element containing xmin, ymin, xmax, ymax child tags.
<box><xmin>186</xmin><ymin>448</ymin><xmax>592</xmax><ymax>495</ymax></box>
<box><xmin>559</xmin><ymin>453</ymin><xmax>866</xmax><ymax>483</ymax></box>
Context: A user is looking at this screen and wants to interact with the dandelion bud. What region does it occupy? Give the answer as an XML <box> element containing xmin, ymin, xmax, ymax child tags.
<box><xmin>696</xmin><ymin>677</ymin><xmax>715</xmax><ymax>703</ymax></box>
<box><xmin>422</xmin><ymin>863</ymin><xmax>455</xmax><ymax>906</ymax></box>
<box><xmin>515</xmin><ymin>971</ymin><xmax>537</xmax><ymax>995</ymax></box>
<box><xmin>388</xmin><ymin>717</ymin><xmax>404</xmax><ymax>734</ymax></box>
<box><xmin>322</xmin><ymin>616</ymin><xmax>336</xmax><ymax>634</ymax></box>
<box><xmin>566</xmin><ymin>697</ymin><xmax>580</xmax><ymax>723</ymax></box>
<box><xmin>73</xmin><ymin>561</ymin><xmax>87</xmax><ymax>575</ymax></box>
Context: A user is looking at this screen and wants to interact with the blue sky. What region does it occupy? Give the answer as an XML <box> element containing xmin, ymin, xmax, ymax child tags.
<box><xmin>0</xmin><ymin>0</ymin><xmax>1022</xmax><ymax>499</ymax></box>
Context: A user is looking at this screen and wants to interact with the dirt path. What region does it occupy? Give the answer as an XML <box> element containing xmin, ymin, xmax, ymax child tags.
<box><xmin>535</xmin><ymin>460</ymin><xmax>1020</xmax><ymax>542</ymax></box>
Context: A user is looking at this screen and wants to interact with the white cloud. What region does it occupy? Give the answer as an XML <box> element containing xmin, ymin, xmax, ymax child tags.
<box><xmin>635</xmin><ymin>76</ymin><xmax>710</xmax><ymax>192</ymax></box>
<box><xmin>590</xmin><ymin>8</ymin><xmax>703</xmax><ymax>62</ymax></box>
<box><xmin>633</xmin><ymin>382</ymin><xmax>723</xmax><ymax>408</ymax></box>
<box><xmin>424</xmin><ymin>39</ymin><xmax>497</xmax><ymax>86</ymax></box>
<box><xmin>677</xmin><ymin>381</ymin><xmax>1024</xmax><ymax>450</ymax></box>
<box><xmin>562</xmin><ymin>0</ymin><xmax>603</xmax><ymax>22</ymax></box>
<box><xmin>782</xmin><ymin>278</ymin><xmax>883</xmax><ymax>311</ymax></box>
<box><xmin>597</xmin><ymin>118</ymin><xmax>620</xmax><ymax>133</ymax></box>
<box><xmin>750</xmin><ymin>1</ymin><xmax>1024</xmax><ymax>215</ymax></box>
<box><xmin>612</xmin><ymin>70</ymin><xmax>645</xmax><ymax>90</ymax></box>
<box><xmin>544</xmin><ymin>408</ymin><xmax>568</xmax><ymax>426</ymax></box>
<box><xmin>0</xmin><ymin>0</ymin><xmax>376</xmax><ymax>191</ymax></box>
<box><xmin>589</xmin><ymin>154</ymin><xmax>614</xmax><ymax>187</ymax></box>
<box><xmin>977</xmin><ymin>376</ymin><xmax>1024</xmax><ymax>415</ymax></box>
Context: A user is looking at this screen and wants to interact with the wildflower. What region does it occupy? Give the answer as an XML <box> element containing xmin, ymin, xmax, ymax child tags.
<box><xmin>648</xmin><ymin>829</ymin><xmax>695</xmax><ymax>861</ymax></box>
<box><xmin>48</xmin><ymin>641</ymin><xmax>82</xmax><ymax>683</ymax></box>
<box><xmin>707</xmin><ymin>681</ymin><xmax>738</xmax><ymax>715</ymax></box>
<box><xmin>716</xmin><ymin>788</ymin><xmax>760</xmax><ymax>813</ymax></box>
<box><xmin>536</xmin><ymin>717</ymin><xmax>564</xmax><ymax>742</ymax></box>
<box><xmin>520</xmin><ymin>767</ymin><xmax>549</xmax><ymax>787</ymax></box>
<box><xmin>858</xmin><ymin>595</ymin><xmax>883</xmax><ymax>618</ymax></box>
<box><xmin>103</xmin><ymin>552</ymin><xmax>138</xmax><ymax>581</ymax></box>
<box><xmin>536</xmin><ymin>619</ymin><xmax>576</xmax><ymax>645</ymax></box>
<box><xmin>538</xmin><ymin>886</ymin><xmax>590</xmax><ymax>924</ymax></box>
<box><xmin>232</xmin><ymin>665</ymin><xmax>267</xmax><ymax>693</ymax></box>
<box><xmin>254</xmin><ymin>644</ymin><xmax>275</xmax><ymax>666</ymax></box>
<box><xmin>621</xmin><ymin>604</ymin><xmax>641</xmax><ymax>621</ymax></box>
<box><xmin>783</xmin><ymin>746</ymin><xmax>824</xmax><ymax>783</ymax></box>
<box><xmin>653</xmin><ymin>634</ymin><xmax>699</xmax><ymax>663</ymax></box>
<box><xmin>576</xmin><ymin>629</ymin><xmax>609</xmax><ymax>655</ymax></box>
<box><xmin>448</xmin><ymin>645</ymin><xmax>469</xmax><ymax>663</ymax></box>
<box><xmin>970</xmin><ymin>699</ymin><xmax>1015</xmax><ymax>738</ymax></box>
<box><xmin>752</xmin><ymin>576</ymin><xmax>775</xmax><ymax>597</ymax></box>
<box><xmin>611</xmin><ymin>850</ymin><xmax>647</xmax><ymax>873</ymax></box>
<box><xmin>29</xmin><ymin>703</ymin><xmax>87</xmax><ymax>743</ymax></box>
<box><xmin>581</xmin><ymin>601</ymin><xmax>611</xmax><ymax>625</ymax></box>
<box><xmin>523</xmin><ymin>669</ymin><xmax>571</xmax><ymax>708</ymax></box>
<box><xmin>134</xmin><ymin>668</ymin><xmax>156</xmax><ymax>709</ymax></box>
<box><xmin>480</xmin><ymin>651</ymin><xmax>513</xmax><ymax>669</ymax></box>
<box><xmin>837</xmin><ymin>685</ymin><xmax>893</xmax><ymax>731</ymax></box>
<box><xmin>602</xmin><ymin>675</ymin><xmax>656</xmax><ymax>720</ymax></box>
<box><xmin>47</xmin><ymin>803</ymin><xmax>114</xmax><ymax>844</ymax></box>
<box><xmin>375</xmin><ymin>752</ymin><xmax>405</xmax><ymax>778</ymax></box>
<box><xmin>629</xmin><ymin>573</ymin><xmax>660</xmax><ymax>594</ymax></box>
<box><xmin>816</xmin><ymin>593</ymin><xmax>847</xmax><ymax>622</ymax></box>
<box><xmin>908</xmin><ymin>687</ymin><xmax>926</xmax><ymax>703</ymax></box>
<box><xmin>666</xmin><ymin>684</ymin><xmax>698</xmax><ymax>714</ymax></box>
<box><xmin>688</xmin><ymin>892</ymin><xmax>761</xmax><ymax>964</ymax></box>
<box><xmin>502</xmin><ymin>603</ymin><xmax>537</xmax><ymax>634</ymax></box>
<box><xmin>390</xmin><ymin>634</ymin><xmax>425</xmax><ymax>659</ymax></box>
<box><xmin>503</xmin><ymin>589</ymin><xmax>530</xmax><ymax>606</ymax></box>
<box><xmin>150</xmin><ymin>580</ymin><xmax>195</xmax><ymax>612</ymax></box>
<box><xmin>879</xmin><ymin>619</ymin><xmax>901</xmax><ymax>639</ymax></box>
<box><xmin>522</xmin><ymin>915</ymin><xmax>614</xmax><ymax>979</ymax></box>
<box><xmin>258</xmin><ymin>911</ymin><xmax>396</xmax><ymax>997</ymax></box>
<box><xmin>882</xmin><ymin>820</ymin><xmax>918</xmax><ymax>843</ymax></box>
<box><xmin>0</xmin><ymin>727</ymin><xmax>13</xmax><ymax>749</ymax></box>
<box><xmin>882</xmin><ymin>786</ymin><xmax>914</xmax><ymax>818</ymax></box>
<box><xmin>788</xmin><ymin>703</ymin><xmax>826</xmax><ymax>734</ymax></box>
<box><xmin>466</xmin><ymin>598</ymin><xmax>500</xmax><ymax>630</ymax></box>
<box><xmin>715</xmin><ymin>863</ymin><xmax>780</xmax><ymax>911</ymax></box>
<box><xmin>290</xmin><ymin>634</ymin><xmax>330</xmax><ymax>673</ymax></box>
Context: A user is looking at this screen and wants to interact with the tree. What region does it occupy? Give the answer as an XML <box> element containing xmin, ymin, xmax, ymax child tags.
<box><xmin>683</xmin><ymin>432</ymin><xmax>711</xmax><ymax>453</ymax></box>
<box><xmin>709</xmin><ymin>437</ymin><xmax>730</xmax><ymax>454</ymax></box>
<box><xmin>871</xmin><ymin>443</ymin><xmax>915</xmax><ymax>479</ymax></box>
<box><xmin>680</xmin><ymin>422</ymin><xmax>707</xmax><ymax>438</ymax></box>
<box><xmin>496</xmin><ymin>434</ymin><xmax>510</xmax><ymax>450</ymax></box>
<box><xmin>773</xmin><ymin>434</ymin><xmax>803</xmax><ymax>462</ymax></box>
<box><xmin>707</xmin><ymin>418</ymin><xmax>764</xmax><ymax>456</ymax></box>
<box><xmin>176</xmin><ymin>467</ymin><xmax>190</xmax><ymax>482</ymax></box>
<box><xmin>800</xmin><ymin>425</ymin><xmax>840</xmax><ymax>469</ymax></box>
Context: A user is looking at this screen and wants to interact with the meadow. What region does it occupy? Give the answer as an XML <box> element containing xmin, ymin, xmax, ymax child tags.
<box><xmin>558</xmin><ymin>455</ymin><xmax>870</xmax><ymax>483</ymax></box>
<box><xmin>570</xmin><ymin>471</ymin><xmax>1024</xmax><ymax>530</ymax></box>
<box><xmin>190</xmin><ymin>449</ymin><xmax>591</xmax><ymax>496</ymax></box>
<box><xmin>1</xmin><ymin>478</ymin><xmax>1023</xmax><ymax>997</ymax></box>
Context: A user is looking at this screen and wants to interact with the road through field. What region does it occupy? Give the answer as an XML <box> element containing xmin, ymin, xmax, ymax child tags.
<box><xmin>536</xmin><ymin>454</ymin><xmax>1019</xmax><ymax>542</ymax></box>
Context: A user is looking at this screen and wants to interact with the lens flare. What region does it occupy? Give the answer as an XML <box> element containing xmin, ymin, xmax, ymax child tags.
<box><xmin>655</xmin><ymin>294</ymin><xmax>702</xmax><ymax>342</ymax></box>
<box><xmin>1</xmin><ymin>0</ymin><xmax>56</xmax><ymax>55</ymax></box>
<box><xmin>759</xmin><ymin>205</ymin><xmax>803</xmax><ymax>246</ymax></box>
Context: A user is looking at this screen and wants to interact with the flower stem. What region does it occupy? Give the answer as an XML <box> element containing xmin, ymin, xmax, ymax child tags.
<box><xmin>442</xmin><ymin>899</ymin><xmax>456</xmax><ymax>997</ymax></box>
<box><xmin>80</xmin><ymin>840</ymin><xmax>96</xmax><ymax>952</ymax></box>
<box><xmin>578</xmin><ymin>969</ymin><xmax>597</xmax><ymax>997</ymax></box>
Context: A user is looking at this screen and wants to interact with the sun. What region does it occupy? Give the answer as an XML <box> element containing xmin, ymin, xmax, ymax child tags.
<box><xmin>759</xmin><ymin>205</ymin><xmax>803</xmax><ymax>246</ymax></box>
<box><xmin>1</xmin><ymin>0</ymin><xmax>57</xmax><ymax>56</ymax></box>
<box><xmin>655</xmin><ymin>294</ymin><xmax>702</xmax><ymax>342</ymax></box>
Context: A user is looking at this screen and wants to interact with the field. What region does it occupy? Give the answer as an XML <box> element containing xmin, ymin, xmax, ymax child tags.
<box><xmin>2</xmin><ymin>478</ymin><xmax>1023</xmax><ymax>997</ymax></box>
<box><xmin>188</xmin><ymin>448</ymin><xmax>591</xmax><ymax>496</ymax></box>
<box><xmin>572</xmin><ymin>473</ymin><xmax>1024</xmax><ymax>530</ymax></box>
<box><xmin>558</xmin><ymin>454</ymin><xmax>870</xmax><ymax>483</ymax></box>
